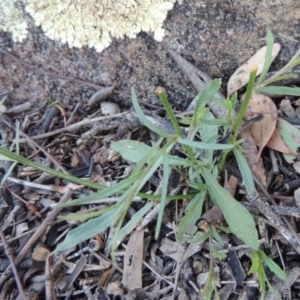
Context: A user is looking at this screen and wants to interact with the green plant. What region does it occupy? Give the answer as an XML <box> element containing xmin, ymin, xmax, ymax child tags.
<box><xmin>2</xmin><ymin>29</ymin><xmax>300</xmax><ymax>298</ymax></box>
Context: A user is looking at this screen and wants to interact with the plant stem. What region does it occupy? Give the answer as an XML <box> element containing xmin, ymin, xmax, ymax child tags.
<box><xmin>233</xmin><ymin>66</ymin><xmax>258</xmax><ymax>135</ymax></box>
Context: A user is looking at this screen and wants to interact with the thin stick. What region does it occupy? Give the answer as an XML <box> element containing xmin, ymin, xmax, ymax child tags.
<box><xmin>20</xmin><ymin>131</ymin><xmax>68</xmax><ymax>173</ymax></box>
<box><xmin>0</xmin><ymin>227</ymin><xmax>26</xmax><ymax>299</ymax></box>
<box><xmin>45</xmin><ymin>255</ymin><xmax>57</xmax><ymax>300</ymax></box>
<box><xmin>7</xmin><ymin>176</ymin><xmax>62</xmax><ymax>192</ymax></box>
<box><xmin>16</xmin><ymin>112</ymin><xmax>126</xmax><ymax>143</ymax></box>
<box><xmin>0</xmin><ymin>189</ymin><xmax>73</xmax><ymax>288</ymax></box>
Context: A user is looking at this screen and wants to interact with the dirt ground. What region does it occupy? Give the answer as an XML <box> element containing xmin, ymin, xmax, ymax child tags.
<box><xmin>1</xmin><ymin>1</ymin><xmax>300</xmax><ymax>111</ymax></box>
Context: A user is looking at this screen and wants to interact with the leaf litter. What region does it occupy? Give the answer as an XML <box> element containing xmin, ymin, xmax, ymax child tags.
<box><xmin>2</xmin><ymin>33</ymin><xmax>300</xmax><ymax>300</ymax></box>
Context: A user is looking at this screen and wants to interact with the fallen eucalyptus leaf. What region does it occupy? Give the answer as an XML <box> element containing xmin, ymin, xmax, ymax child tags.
<box><xmin>266</xmin><ymin>127</ymin><xmax>299</xmax><ymax>157</ymax></box>
<box><xmin>245</xmin><ymin>93</ymin><xmax>278</xmax><ymax>161</ymax></box>
<box><xmin>227</xmin><ymin>43</ymin><xmax>281</xmax><ymax>96</ymax></box>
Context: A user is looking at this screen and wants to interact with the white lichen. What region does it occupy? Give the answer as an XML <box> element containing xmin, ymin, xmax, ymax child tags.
<box><xmin>0</xmin><ymin>0</ymin><xmax>182</xmax><ymax>52</ymax></box>
<box><xmin>0</xmin><ymin>0</ymin><xmax>28</xmax><ymax>42</ymax></box>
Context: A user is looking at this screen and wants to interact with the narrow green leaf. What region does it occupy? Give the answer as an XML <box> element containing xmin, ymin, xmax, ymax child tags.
<box><xmin>288</xmin><ymin>57</ymin><xmax>300</xmax><ymax>69</ymax></box>
<box><xmin>59</xmin><ymin>171</ymin><xmax>143</xmax><ymax>207</ymax></box>
<box><xmin>188</xmin><ymin>231</ymin><xmax>209</xmax><ymax>244</ymax></box>
<box><xmin>0</xmin><ymin>155</ymin><xmax>15</xmax><ymax>161</ymax></box>
<box><xmin>262</xmin><ymin>73</ymin><xmax>298</xmax><ymax>85</ymax></box>
<box><xmin>131</xmin><ymin>138</ymin><xmax>163</xmax><ymax>176</ymax></box>
<box><xmin>234</xmin><ymin>67</ymin><xmax>257</xmax><ymax>135</ymax></box>
<box><xmin>155</xmin><ymin>153</ymin><xmax>169</xmax><ymax>239</ymax></box>
<box><xmin>258</xmin><ymin>30</ymin><xmax>274</xmax><ymax>84</ymax></box>
<box><xmin>200</xmin><ymin>119</ymin><xmax>230</xmax><ymax>126</ymax></box>
<box><xmin>112</xmin><ymin>140</ymin><xmax>157</xmax><ymax>163</ymax></box>
<box><xmin>258</xmin><ymin>250</ymin><xmax>288</xmax><ymax>281</ymax></box>
<box><xmin>198</xmin><ymin>110</ymin><xmax>220</xmax><ymax>143</ymax></box>
<box><xmin>201</xmin><ymin>168</ymin><xmax>258</xmax><ymax>250</ymax></box>
<box><xmin>257</xmin><ymin>86</ymin><xmax>300</xmax><ymax>96</ymax></box>
<box><xmin>211</xmin><ymin>226</ymin><xmax>224</xmax><ymax>246</ymax></box>
<box><xmin>59</xmin><ymin>202</ymin><xmax>118</xmax><ymax>220</ymax></box>
<box><xmin>214</xmin><ymin>251</ymin><xmax>227</xmax><ymax>260</ymax></box>
<box><xmin>178</xmin><ymin>191</ymin><xmax>206</xmax><ymax>243</ymax></box>
<box><xmin>116</xmin><ymin>202</ymin><xmax>153</xmax><ymax>243</ymax></box>
<box><xmin>178</xmin><ymin>138</ymin><xmax>234</xmax><ymax>150</ymax></box>
<box><xmin>288</xmin><ymin>48</ymin><xmax>300</xmax><ymax>67</ymax></box>
<box><xmin>168</xmin><ymin>156</ymin><xmax>191</xmax><ymax>166</ymax></box>
<box><xmin>277</xmin><ymin>118</ymin><xmax>300</xmax><ymax>163</ymax></box>
<box><xmin>233</xmin><ymin>148</ymin><xmax>255</xmax><ymax>195</ymax></box>
<box><xmin>194</xmin><ymin>79</ymin><xmax>222</xmax><ymax>112</ymax></box>
<box><xmin>55</xmin><ymin>202</ymin><xmax>126</xmax><ymax>252</ymax></box>
<box><xmin>1</xmin><ymin>161</ymin><xmax>17</xmax><ymax>185</ymax></box>
<box><xmin>157</xmin><ymin>87</ymin><xmax>183</xmax><ymax>137</ymax></box>
<box><xmin>249</xmin><ymin>250</ymin><xmax>260</xmax><ymax>274</ymax></box>
<box><xmin>131</xmin><ymin>88</ymin><xmax>171</xmax><ymax>138</ymax></box>
<box><xmin>112</xmin><ymin>140</ymin><xmax>189</xmax><ymax>166</ymax></box>
<box><xmin>0</xmin><ymin>146</ymin><xmax>107</xmax><ymax>191</ymax></box>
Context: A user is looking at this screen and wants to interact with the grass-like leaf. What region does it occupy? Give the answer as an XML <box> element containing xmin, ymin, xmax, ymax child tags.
<box><xmin>178</xmin><ymin>191</ymin><xmax>206</xmax><ymax>243</ymax></box>
<box><xmin>131</xmin><ymin>88</ymin><xmax>172</xmax><ymax>138</ymax></box>
<box><xmin>201</xmin><ymin>168</ymin><xmax>258</xmax><ymax>250</ymax></box>
<box><xmin>178</xmin><ymin>138</ymin><xmax>234</xmax><ymax>150</ymax></box>
<box><xmin>116</xmin><ymin>202</ymin><xmax>153</xmax><ymax>244</ymax></box>
<box><xmin>257</xmin><ymin>86</ymin><xmax>300</xmax><ymax>96</ymax></box>
<box><xmin>155</xmin><ymin>153</ymin><xmax>169</xmax><ymax>239</ymax></box>
<box><xmin>55</xmin><ymin>201</ymin><xmax>126</xmax><ymax>252</ymax></box>
<box><xmin>258</xmin><ymin>250</ymin><xmax>288</xmax><ymax>281</ymax></box>
<box><xmin>194</xmin><ymin>79</ymin><xmax>222</xmax><ymax>112</ymax></box>
<box><xmin>111</xmin><ymin>140</ymin><xmax>156</xmax><ymax>163</ymax></box>
<box><xmin>233</xmin><ymin>66</ymin><xmax>257</xmax><ymax>135</ymax></box>
<box><xmin>257</xmin><ymin>29</ymin><xmax>274</xmax><ymax>84</ymax></box>
<box><xmin>233</xmin><ymin>148</ymin><xmax>255</xmax><ymax>195</ymax></box>
<box><xmin>157</xmin><ymin>87</ymin><xmax>183</xmax><ymax>137</ymax></box>
<box><xmin>59</xmin><ymin>171</ymin><xmax>143</xmax><ymax>207</ymax></box>
<box><xmin>189</xmin><ymin>231</ymin><xmax>209</xmax><ymax>244</ymax></box>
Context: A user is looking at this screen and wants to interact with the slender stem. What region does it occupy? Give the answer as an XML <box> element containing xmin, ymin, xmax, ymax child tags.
<box><xmin>0</xmin><ymin>227</ymin><xmax>26</xmax><ymax>299</ymax></box>
<box><xmin>233</xmin><ymin>66</ymin><xmax>258</xmax><ymax>135</ymax></box>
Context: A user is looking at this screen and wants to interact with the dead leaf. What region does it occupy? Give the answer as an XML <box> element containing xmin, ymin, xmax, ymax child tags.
<box><xmin>293</xmin><ymin>161</ymin><xmax>300</xmax><ymax>175</ymax></box>
<box><xmin>227</xmin><ymin>43</ymin><xmax>281</xmax><ymax>96</ymax></box>
<box><xmin>159</xmin><ymin>237</ymin><xmax>186</xmax><ymax>262</ymax></box>
<box><xmin>224</xmin><ymin>172</ymin><xmax>238</xmax><ymax>197</ymax></box>
<box><xmin>245</xmin><ymin>93</ymin><xmax>278</xmax><ymax>161</ymax></box>
<box><xmin>122</xmin><ymin>230</ymin><xmax>144</xmax><ymax>289</ymax></box>
<box><xmin>280</xmin><ymin>98</ymin><xmax>297</xmax><ymax>118</ymax></box>
<box><xmin>56</xmin><ymin>183</ymin><xmax>84</xmax><ymax>193</ymax></box>
<box><xmin>32</xmin><ymin>246</ymin><xmax>51</xmax><ymax>261</ymax></box>
<box><xmin>106</xmin><ymin>281</ymin><xmax>124</xmax><ymax>296</ymax></box>
<box><xmin>266</xmin><ymin>127</ymin><xmax>299</xmax><ymax>155</ymax></box>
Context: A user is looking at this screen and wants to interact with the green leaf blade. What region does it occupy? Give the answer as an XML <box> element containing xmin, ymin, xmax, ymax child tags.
<box><xmin>233</xmin><ymin>148</ymin><xmax>255</xmax><ymax>195</ymax></box>
<box><xmin>201</xmin><ymin>168</ymin><xmax>258</xmax><ymax>250</ymax></box>
<box><xmin>258</xmin><ymin>29</ymin><xmax>274</xmax><ymax>84</ymax></box>
<box><xmin>178</xmin><ymin>191</ymin><xmax>206</xmax><ymax>243</ymax></box>
<box><xmin>258</xmin><ymin>250</ymin><xmax>288</xmax><ymax>281</ymax></box>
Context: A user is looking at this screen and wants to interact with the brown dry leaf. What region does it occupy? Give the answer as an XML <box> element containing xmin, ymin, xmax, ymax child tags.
<box><xmin>32</xmin><ymin>246</ymin><xmax>51</xmax><ymax>261</ymax></box>
<box><xmin>159</xmin><ymin>237</ymin><xmax>186</xmax><ymax>261</ymax></box>
<box><xmin>224</xmin><ymin>172</ymin><xmax>238</xmax><ymax>197</ymax></box>
<box><xmin>227</xmin><ymin>43</ymin><xmax>281</xmax><ymax>96</ymax></box>
<box><xmin>266</xmin><ymin>127</ymin><xmax>299</xmax><ymax>155</ymax></box>
<box><xmin>246</xmin><ymin>93</ymin><xmax>278</xmax><ymax>160</ymax></box>
<box><xmin>122</xmin><ymin>230</ymin><xmax>144</xmax><ymax>290</ymax></box>
<box><xmin>106</xmin><ymin>281</ymin><xmax>124</xmax><ymax>296</ymax></box>
<box><xmin>56</xmin><ymin>183</ymin><xmax>84</xmax><ymax>193</ymax></box>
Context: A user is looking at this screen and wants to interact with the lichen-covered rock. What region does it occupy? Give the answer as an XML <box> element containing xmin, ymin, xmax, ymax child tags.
<box><xmin>0</xmin><ymin>0</ymin><xmax>28</xmax><ymax>42</ymax></box>
<box><xmin>0</xmin><ymin>0</ymin><xmax>182</xmax><ymax>52</ymax></box>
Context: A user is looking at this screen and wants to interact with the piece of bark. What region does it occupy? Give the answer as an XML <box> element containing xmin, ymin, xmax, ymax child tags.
<box><xmin>122</xmin><ymin>230</ymin><xmax>144</xmax><ymax>289</ymax></box>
